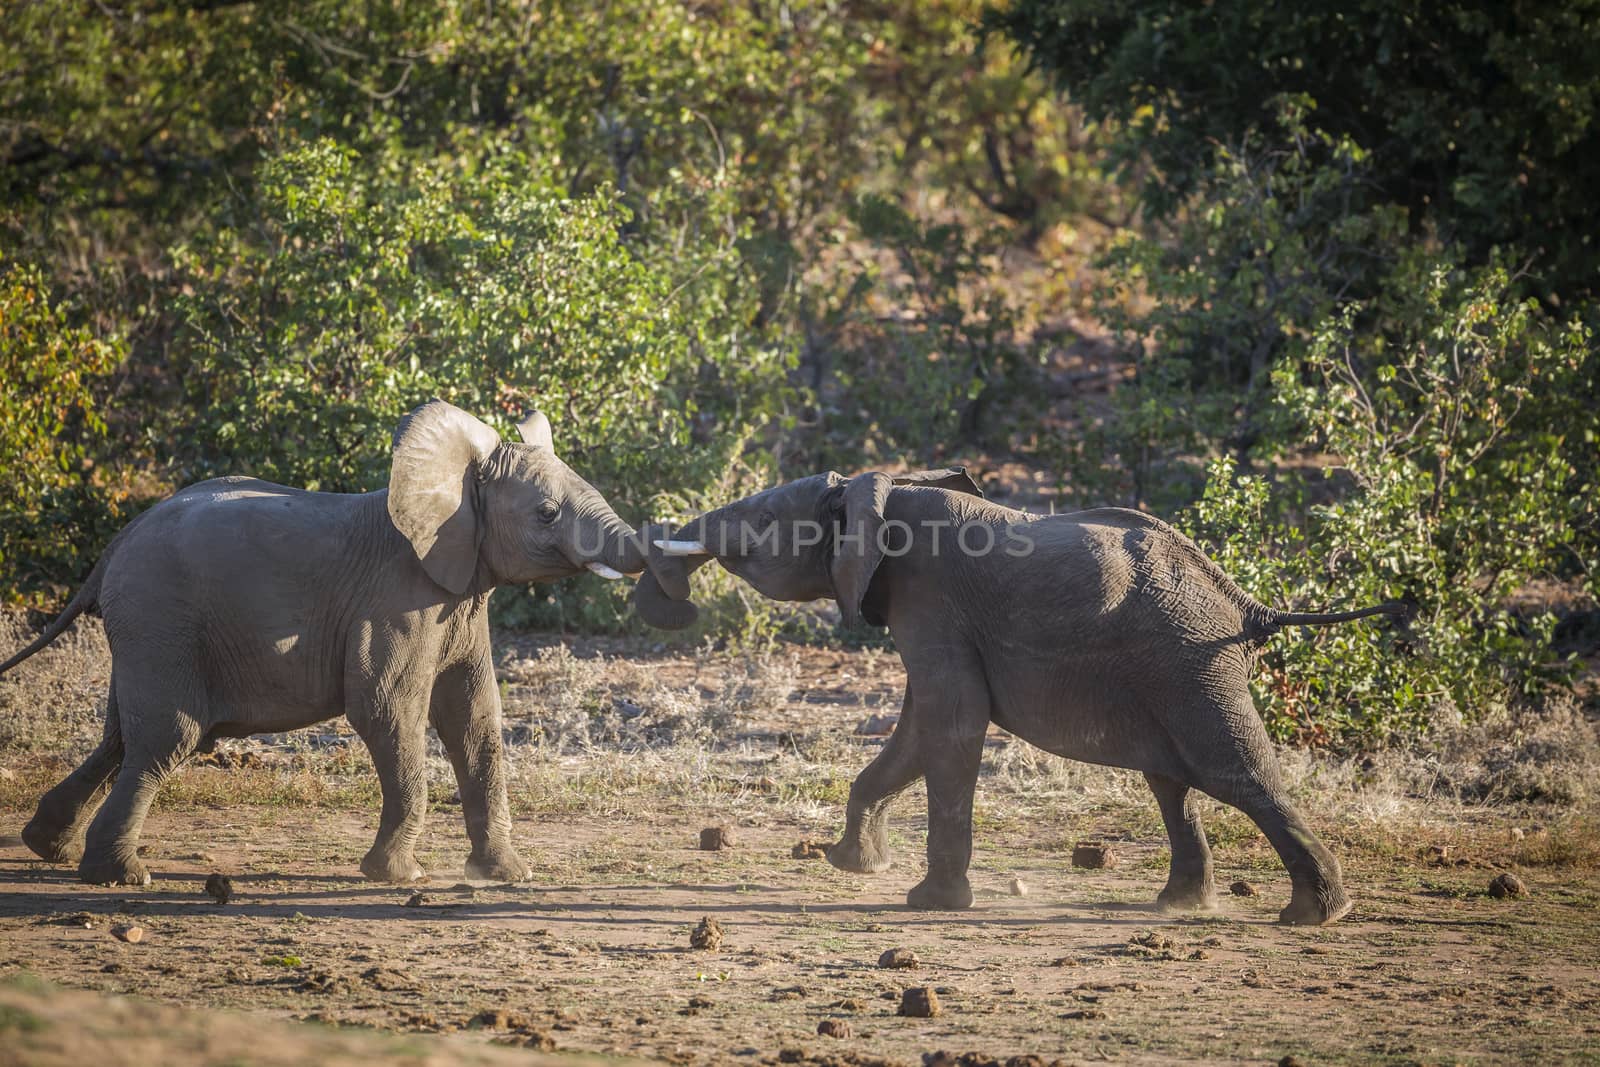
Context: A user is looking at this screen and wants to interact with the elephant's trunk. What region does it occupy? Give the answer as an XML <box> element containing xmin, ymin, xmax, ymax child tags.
<box><xmin>632</xmin><ymin>507</ymin><xmax>728</xmax><ymax>629</ymax></box>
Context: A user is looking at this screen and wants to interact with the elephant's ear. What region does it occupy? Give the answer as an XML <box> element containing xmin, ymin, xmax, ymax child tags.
<box><xmin>893</xmin><ymin>466</ymin><xmax>983</xmax><ymax>498</ymax></box>
<box><xmin>829</xmin><ymin>471</ymin><xmax>893</xmax><ymax>628</ymax></box>
<box><xmin>388</xmin><ymin>400</ymin><xmax>502</xmax><ymax>595</ymax></box>
<box><xmin>516</xmin><ymin>410</ymin><xmax>553</xmax><ymax>449</ymax></box>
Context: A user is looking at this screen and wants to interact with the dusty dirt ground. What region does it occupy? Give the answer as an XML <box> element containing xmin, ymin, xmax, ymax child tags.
<box><xmin>2</xmin><ymin>625</ymin><xmax>1599</xmax><ymax>1066</ymax></box>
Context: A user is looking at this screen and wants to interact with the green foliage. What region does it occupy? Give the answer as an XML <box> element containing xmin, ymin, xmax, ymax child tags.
<box><xmin>170</xmin><ymin>140</ymin><xmax>766</xmax><ymax>507</ymax></box>
<box><xmin>805</xmin><ymin>195</ymin><xmax>1037</xmax><ymax>467</ymax></box>
<box><xmin>1185</xmin><ymin>267</ymin><xmax>1597</xmax><ymax>744</ymax></box>
<box><xmin>0</xmin><ymin>260</ymin><xmax>124</xmax><ymax>602</ymax></box>
<box><xmin>989</xmin><ymin>0</ymin><xmax>1600</xmax><ymax>299</ymax></box>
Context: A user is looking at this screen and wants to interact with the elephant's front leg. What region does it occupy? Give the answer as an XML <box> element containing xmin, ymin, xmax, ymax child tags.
<box><xmin>431</xmin><ymin>655</ymin><xmax>529</xmax><ymax>883</ymax></box>
<box><xmin>903</xmin><ymin>658</ymin><xmax>990</xmax><ymax>911</ymax></box>
<box><xmin>349</xmin><ymin>690</ymin><xmax>430</xmax><ymax>883</ymax></box>
<box><xmin>830</xmin><ymin>683</ymin><xmax>924</xmax><ymax>875</ymax></box>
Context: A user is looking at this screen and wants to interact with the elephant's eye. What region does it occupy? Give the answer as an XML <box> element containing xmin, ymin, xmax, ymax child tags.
<box><xmin>536</xmin><ymin>500</ymin><xmax>560</xmax><ymax>524</ymax></box>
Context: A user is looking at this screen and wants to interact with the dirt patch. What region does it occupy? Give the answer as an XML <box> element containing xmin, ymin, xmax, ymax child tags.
<box><xmin>3</xmin><ymin>633</ymin><xmax>1600</xmax><ymax>1063</ymax></box>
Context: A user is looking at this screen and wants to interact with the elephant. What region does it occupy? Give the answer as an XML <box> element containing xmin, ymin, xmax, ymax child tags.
<box><xmin>0</xmin><ymin>400</ymin><xmax>648</xmax><ymax>887</ymax></box>
<box><xmin>633</xmin><ymin>468</ymin><xmax>1408</xmax><ymax>925</ymax></box>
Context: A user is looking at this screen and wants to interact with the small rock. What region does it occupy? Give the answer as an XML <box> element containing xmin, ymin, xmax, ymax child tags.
<box><xmin>1008</xmin><ymin>877</ymin><xmax>1028</xmax><ymax>896</ymax></box>
<box><xmin>700</xmin><ymin>826</ymin><xmax>736</xmax><ymax>851</ymax></box>
<box><xmin>1488</xmin><ymin>872</ymin><xmax>1528</xmax><ymax>899</ymax></box>
<box><xmin>113</xmin><ymin>925</ymin><xmax>144</xmax><ymax>944</ymax></box>
<box><xmin>361</xmin><ymin>966</ymin><xmax>418</xmax><ymax>992</ymax></box>
<box><xmin>853</xmin><ymin>714</ymin><xmax>898</xmax><ymax>736</ymax></box>
<box><xmin>791</xmin><ymin>839</ymin><xmax>827</xmax><ymax>860</ymax></box>
<box><xmin>299</xmin><ymin>971</ymin><xmax>352</xmax><ymax>994</ymax></box>
<box><xmin>1071</xmin><ymin>842</ymin><xmax>1117</xmax><ymax>869</ymax></box>
<box><xmin>816</xmin><ymin>1018</ymin><xmax>852</xmax><ymax>1039</ymax></box>
<box><xmin>898</xmin><ymin>986</ymin><xmax>941</xmax><ymax>1018</ymax></box>
<box><xmin>1229</xmin><ymin>880</ymin><xmax>1258</xmax><ymax>897</ymax></box>
<box><xmin>404</xmin><ymin>890</ymin><xmax>428</xmax><ymax>907</ymax></box>
<box><xmin>204</xmin><ymin>873</ymin><xmax>233</xmax><ymax>904</ymax></box>
<box><xmin>1302</xmin><ymin>945</ymin><xmax>1332</xmax><ymax>956</ymax></box>
<box><xmin>690</xmin><ymin>916</ymin><xmax>723</xmax><ymax>951</ymax></box>
<box><xmin>1279</xmin><ymin>1056</ymin><xmax>1306</xmax><ymax>1067</ymax></box>
<box><xmin>878</xmin><ymin>947</ymin><xmax>920</xmax><ymax>970</ymax></box>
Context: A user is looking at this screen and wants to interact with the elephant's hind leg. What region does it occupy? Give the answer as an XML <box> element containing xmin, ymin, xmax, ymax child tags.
<box><xmin>24</xmin><ymin>682</ymin><xmax>125</xmax><ymax>864</ymax></box>
<box><xmin>78</xmin><ymin>672</ymin><xmax>204</xmax><ymax>886</ymax></box>
<box><xmin>1144</xmin><ymin>771</ymin><xmax>1218</xmax><ymax>912</ymax></box>
<box><xmin>829</xmin><ymin>683</ymin><xmax>923</xmax><ymax>876</ymax></box>
<box><xmin>1185</xmin><ymin>698</ymin><xmax>1349</xmax><ymax>925</ymax></box>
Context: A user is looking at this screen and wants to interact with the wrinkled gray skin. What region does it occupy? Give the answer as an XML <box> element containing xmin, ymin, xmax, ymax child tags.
<box><xmin>636</xmin><ymin>470</ymin><xmax>1407</xmax><ymax>925</ymax></box>
<box><xmin>0</xmin><ymin>400</ymin><xmax>646</xmax><ymax>887</ymax></box>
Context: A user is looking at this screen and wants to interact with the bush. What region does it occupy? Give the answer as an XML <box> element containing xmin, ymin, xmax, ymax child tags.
<box><xmin>0</xmin><ymin>260</ymin><xmax>124</xmax><ymax>603</ymax></box>
<box><xmin>168</xmin><ymin>139</ymin><xmax>788</xmax><ymax>632</ymax></box>
<box><xmin>1185</xmin><ymin>265</ymin><xmax>1597</xmax><ymax>744</ymax></box>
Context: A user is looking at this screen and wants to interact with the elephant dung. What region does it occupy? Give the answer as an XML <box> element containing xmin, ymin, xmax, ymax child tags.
<box><xmin>1071</xmin><ymin>842</ymin><xmax>1119</xmax><ymax>870</ymax></box>
<box><xmin>1229</xmin><ymin>879</ymin><xmax>1259</xmax><ymax>897</ymax></box>
<box><xmin>877</xmin><ymin>947</ymin><xmax>920</xmax><ymax>970</ymax></box>
<box><xmin>112</xmin><ymin>925</ymin><xmax>144</xmax><ymax>944</ymax></box>
<box><xmin>690</xmin><ymin>916</ymin><xmax>724</xmax><ymax>951</ymax></box>
<box><xmin>204</xmin><ymin>873</ymin><xmax>233</xmax><ymax>904</ymax></box>
<box><xmin>791</xmin><ymin>839</ymin><xmax>828</xmax><ymax>860</ymax></box>
<box><xmin>897</xmin><ymin>986</ymin><xmax>941</xmax><ymax>1018</ymax></box>
<box><xmin>700</xmin><ymin>826</ymin><xmax>737</xmax><ymax>851</ymax></box>
<box><xmin>816</xmin><ymin>1019</ymin><xmax>852</xmax><ymax>1039</ymax></box>
<box><xmin>1488</xmin><ymin>872</ymin><xmax>1529</xmax><ymax>898</ymax></box>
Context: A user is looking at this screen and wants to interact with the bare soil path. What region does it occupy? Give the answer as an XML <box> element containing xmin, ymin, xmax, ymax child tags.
<box><xmin>2</xmin><ymin>807</ymin><xmax>1597</xmax><ymax>1066</ymax></box>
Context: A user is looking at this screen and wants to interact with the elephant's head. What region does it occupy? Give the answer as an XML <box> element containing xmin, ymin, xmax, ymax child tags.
<box><xmin>634</xmin><ymin>467</ymin><xmax>982</xmax><ymax>630</ymax></box>
<box><xmin>387</xmin><ymin>399</ymin><xmax>646</xmax><ymax>595</ymax></box>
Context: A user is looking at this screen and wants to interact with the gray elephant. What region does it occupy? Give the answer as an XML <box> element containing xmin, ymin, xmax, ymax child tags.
<box><xmin>634</xmin><ymin>469</ymin><xmax>1407</xmax><ymax>925</ymax></box>
<box><xmin>0</xmin><ymin>400</ymin><xmax>646</xmax><ymax>886</ymax></box>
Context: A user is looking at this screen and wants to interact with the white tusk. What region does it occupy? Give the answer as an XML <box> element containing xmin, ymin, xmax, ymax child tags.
<box><xmin>652</xmin><ymin>539</ymin><xmax>708</xmax><ymax>556</ymax></box>
<box><xmin>585</xmin><ymin>562</ymin><xmax>625</xmax><ymax>580</ymax></box>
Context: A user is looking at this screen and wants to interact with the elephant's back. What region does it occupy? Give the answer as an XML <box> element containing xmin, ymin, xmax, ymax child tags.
<box><xmin>97</xmin><ymin>478</ymin><xmax>381</xmax><ymax>623</ymax></box>
<box><xmin>1026</xmin><ymin>510</ymin><xmax>1254</xmax><ymax>639</ymax></box>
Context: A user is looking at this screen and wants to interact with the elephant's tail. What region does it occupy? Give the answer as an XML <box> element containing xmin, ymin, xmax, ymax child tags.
<box><xmin>1247</xmin><ymin>600</ymin><xmax>1413</xmax><ymax>642</ymax></box>
<box><xmin>0</xmin><ymin>555</ymin><xmax>108</xmax><ymax>677</ymax></box>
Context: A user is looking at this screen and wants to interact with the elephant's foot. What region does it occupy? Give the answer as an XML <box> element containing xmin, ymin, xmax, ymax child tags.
<box><xmin>361</xmin><ymin>847</ymin><xmax>425</xmax><ymax>884</ymax></box>
<box><xmin>827</xmin><ymin>835</ymin><xmax>893</xmax><ymax>875</ymax></box>
<box><xmin>465</xmin><ymin>848</ymin><xmax>531</xmax><ymax>883</ymax></box>
<box><xmin>78</xmin><ymin>852</ymin><xmax>150</xmax><ymax>887</ymax></box>
<box><xmin>905</xmin><ymin>874</ymin><xmax>974</xmax><ymax>911</ymax></box>
<box><xmin>22</xmin><ymin>815</ymin><xmax>84</xmax><ymax>865</ymax></box>
<box><xmin>1278</xmin><ymin>884</ymin><xmax>1352</xmax><ymax>926</ymax></box>
<box><xmin>1157</xmin><ymin>879</ymin><xmax>1219</xmax><ymax>914</ymax></box>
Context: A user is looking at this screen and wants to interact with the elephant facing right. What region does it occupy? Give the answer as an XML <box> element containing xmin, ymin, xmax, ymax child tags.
<box><xmin>634</xmin><ymin>468</ymin><xmax>1410</xmax><ymax>925</ymax></box>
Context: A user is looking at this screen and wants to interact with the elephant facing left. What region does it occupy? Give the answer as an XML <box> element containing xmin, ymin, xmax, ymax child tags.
<box><xmin>0</xmin><ymin>399</ymin><xmax>647</xmax><ymax>887</ymax></box>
